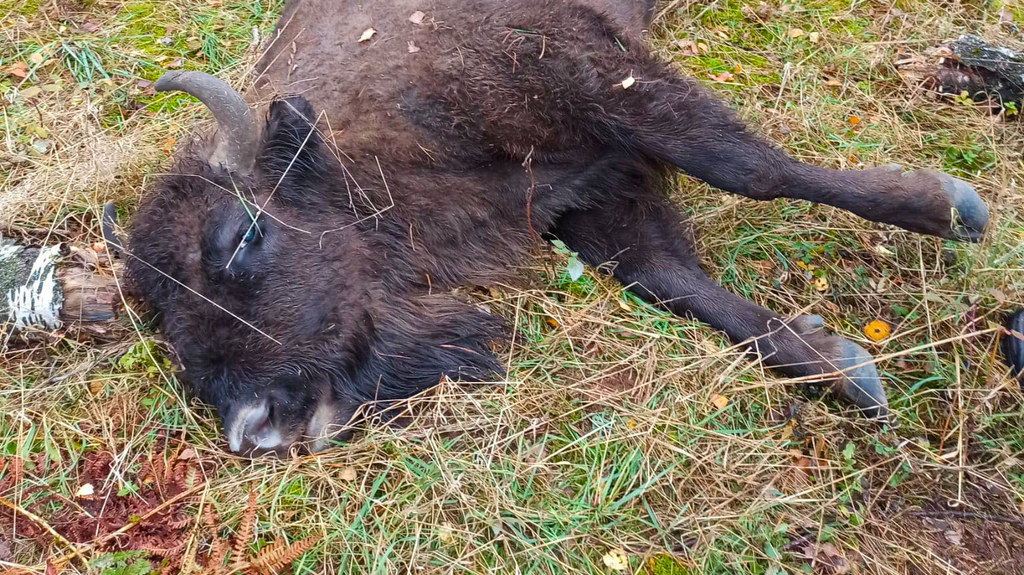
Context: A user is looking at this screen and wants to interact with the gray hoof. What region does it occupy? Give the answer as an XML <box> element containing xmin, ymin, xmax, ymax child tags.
<box><xmin>832</xmin><ymin>339</ymin><xmax>889</xmax><ymax>421</ymax></box>
<box><xmin>915</xmin><ymin>169</ymin><xmax>989</xmax><ymax>242</ymax></box>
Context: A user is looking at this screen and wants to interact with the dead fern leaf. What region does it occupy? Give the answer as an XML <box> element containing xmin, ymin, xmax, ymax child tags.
<box><xmin>202</xmin><ymin>505</ymin><xmax>229</xmax><ymax>575</ymax></box>
<box><xmin>228</xmin><ymin>490</ymin><xmax>260</xmax><ymax>573</ymax></box>
<box><xmin>250</xmin><ymin>535</ymin><xmax>321</xmax><ymax>575</ymax></box>
<box><xmin>136</xmin><ymin>540</ymin><xmax>188</xmax><ymax>558</ymax></box>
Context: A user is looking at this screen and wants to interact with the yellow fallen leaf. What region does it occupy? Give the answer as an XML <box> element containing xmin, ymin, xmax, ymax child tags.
<box><xmin>358</xmin><ymin>28</ymin><xmax>377</xmax><ymax>43</ymax></box>
<box><xmin>848</xmin><ymin>115</ymin><xmax>861</xmax><ymax>125</ymax></box>
<box><xmin>813</xmin><ymin>276</ymin><xmax>829</xmax><ymax>292</ymax></box>
<box><xmin>863</xmin><ymin>319</ymin><xmax>891</xmax><ymax>342</ymax></box>
<box><xmin>788</xmin><ymin>28</ymin><xmax>805</xmax><ymax>38</ymax></box>
<box><xmin>809</xmin><ymin>31</ymin><xmax>821</xmax><ymax>43</ymax></box>
<box><xmin>711</xmin><ymin>394</ymin><xmax>729</xmax><ymax>410</ymax></box>
<box><xmin>76</xmin><ymin>483</ymin><xmax>95</xmax><ymax>497</ymax></box>
<box><xmin>602</xmin><ymin>549</ymin><xmax>629</xmax><ymax>571</ymax></box>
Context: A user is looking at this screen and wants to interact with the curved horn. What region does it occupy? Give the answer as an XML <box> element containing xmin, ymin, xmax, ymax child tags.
<box><xmin>155</xmin><ymin>70</ymin><xmax>259</xmax><ymax>174</ymax></box>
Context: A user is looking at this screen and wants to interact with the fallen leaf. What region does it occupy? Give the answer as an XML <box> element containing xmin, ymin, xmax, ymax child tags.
<box><xmin>711</xmin><ymin>394</ymin><xmax>729</xmax><ymax>409</ymax></box>
<box><xmin>602</xmin><ymin>549</ymin><xmax>629</xmax><ymax>571</ymax></box>
<box><xmin>809</xmin><ymin>31</ymin><xmax>821</xmax><ymax>43</ymax></box>
<box><xmin>91</xmin><ymin>242</ymin><xmax>106</xmax><ymax>253</ymax></box>
<box><xmin>168</xmin><ymin>57</ymin><xmax>183</xmax><ymax>69</ymax></box>
<box><xmin>709</xmin><ymin>71</ymin><xmax>734</xmax><ymax>82</ymax></box>
<box><xmin>788</xmin><ymin>28</ymin><xmax>804</xmax><ymax>38</ymax></box>
<box><xmin>697</xmin><ymin>42</ymin><xmax>710</xmax><ymax>54</ymax></box>
<box><xmin>733</xmin><ymin>63</ymin><xmax>743</xmax><ymax>74</ymax></box>
<box><xmin>812</xmin><ymin>276</ymin><xmax>829</xmax><ymax>292</ymax></box>
<box><xmin>76</xmin><ymin>483</ymin><xmax>95</xmax><ymax>497</ymax></box>
<box><xmin>20</xmin><ymin>86</ymin><xmax>42</xmax><ymax>100</ymax></box>
<box><xmin>6</xmin><ymin>61</ymin><xmax>29</xmax><ymax>78</ymax></box>
<box><xmin>848</xmin><ymin>115</ymin><xmax>861</xmax><ymax>125</ymax></box>
<box><xmin>676</xmin><ymin>39</ymin><xmax>698</xmax><ymax>56</ymax></box>
<box><xmin>28</xmin><ymin>52</ymin><xmax>45</xmax><ymax>66</ymax></box>
<box><xmin>160</xmin><ymin>136</ymin><xmax>176</xmax><ymax>155</ymax></box>
<box><xmin>988</xmin><ymin>288</ymin><xmax>1008</xmax><ymax>303</ymax></box>
<box><xmin>824</xmin><ymin>78</ymin><xmax>843</xmax><ymax>87</ymax></box>
<box><xmin>338</xmin><ymin>466</ymin><xmax>358</xmax><ymax>481</ymax></box>
<box><xmin>863</xmin><ymin>319</ymin><xmax>891</xmax><ymax>342</ymax></box>
<box><xmin>620</xmin><ymin>74</ymin><xmax>636</xmax><ymax>89</ymax></box>
<box><xmin>407</xmin><ymin>41</ymin><xmax>420</xmax><ymax>53</ymax></box>
<box><xmin>359</xmin><ymin>28</ymin><xmax>377</xmax><ymax>43</ymax></box>
<box><xmin>177</xmin><ymin>447</ymin><xmax>197</xmax><ymax>460</ymax></box>
<box><xmin>74</xmin><ymin>20</ymin><xmax>100</xmax><ymax>33</ymax></box>
<box><xmin>409</xmin><ymin>10</ymin><xmax>425</xmax><ymax>24</ymax></box>
<box><xmin>31</xmin><ymin>140</ymin><xmax>51</xmax><ymax>155</ymax></box>
<box><xmin>545</xmin><ymin>317</ymin><xmax>559</xmax><ymax>328</ymax></box>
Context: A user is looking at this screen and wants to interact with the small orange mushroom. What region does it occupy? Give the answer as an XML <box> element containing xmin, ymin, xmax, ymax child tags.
<box><xmin>863</xmin><ymin>319</ymin><xmax>891</xmax><ymax>342</ymax></box>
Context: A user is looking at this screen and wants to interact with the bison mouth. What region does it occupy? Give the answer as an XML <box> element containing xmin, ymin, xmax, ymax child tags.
<box><xmin>224</xmin><ymin>392</ymin><xmax>363</xmax><ymax>457</ymax></box>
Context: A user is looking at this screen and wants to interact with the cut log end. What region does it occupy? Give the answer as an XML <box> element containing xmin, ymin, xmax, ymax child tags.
<box><xmin>2</xmin><ymin>238</ymin><xmax>123</xmax><ymax>340</ymax></box>
<box><xmin>897</xmin><ymin>34</ymin><xmax>1024</xmax><ymax>113</ymax></box>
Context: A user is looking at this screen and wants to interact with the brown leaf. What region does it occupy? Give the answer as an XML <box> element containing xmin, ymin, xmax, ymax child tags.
<box><xmin>676</xmin><ymin>39</ymin><xmax>698</xmax><ymax>57</ymax></box>
<box><xmin>6</xmin><ymin>61</ymin><xmax>29</xmax><ymax>78</ymax></box>
<box><xmin>409</xmin><ymin>10</ymin><xmax>426</xmax><ymax>24</ymax></box>
<box><xmin>74</xmin><ymin>20</ymin><xmax>101</xmax><ymax>34</ymax></box>
<box><xmin>338</xmin><ymin>466</ymin><xmax>358</xmax><ymax>481</ymax></box>
<box><xmin>711</xmin><ymin>394</ymin><xmax>729</xmax><ymax>409</ymax></box>
<box><xmin>708</xmin><ymin>71</ymin><xmax>734</xmax><ymax>83</ymax></box>
<box><xmin>788</xmin><ymin>28</ymin><xmax>804</xmax><ymax>38</ymax></box>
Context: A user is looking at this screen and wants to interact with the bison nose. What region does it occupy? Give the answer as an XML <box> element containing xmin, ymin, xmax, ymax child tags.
<box><xmin>225</xmin><ymin>401</ymin><xmax>284</xmax><ymax>453</ymax></box>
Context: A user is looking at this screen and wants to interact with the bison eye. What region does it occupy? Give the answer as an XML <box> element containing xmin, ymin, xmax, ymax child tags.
<box><xmin>238</xmin><ymin>222</ymin><xmax>262</xmax><ymax>250</ymax></box>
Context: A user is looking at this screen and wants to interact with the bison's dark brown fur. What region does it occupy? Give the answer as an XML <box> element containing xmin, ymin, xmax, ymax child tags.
<box><xmin>125</xmin><ymin>0</ymin><xmax>989</xmax><ymax>454</ymax></box>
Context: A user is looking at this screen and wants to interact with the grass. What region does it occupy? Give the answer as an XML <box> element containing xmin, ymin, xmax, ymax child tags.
<box><xmin>2</xmin><ymin>0</ymin><xmax>1024</xmax><ymax>574</ymax></box>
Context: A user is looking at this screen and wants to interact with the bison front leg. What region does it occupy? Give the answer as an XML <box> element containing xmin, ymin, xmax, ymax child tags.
<box><xmin>553</xmin><ymin>194</ymin><xmax>889</xmax><ymax>419</ymax></box>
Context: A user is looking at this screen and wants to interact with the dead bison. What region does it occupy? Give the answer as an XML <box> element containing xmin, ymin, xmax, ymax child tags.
<box><xmin>122</xmin><ymin>0</ymin><xmax>989</xmax><ymax>455</ymax></box>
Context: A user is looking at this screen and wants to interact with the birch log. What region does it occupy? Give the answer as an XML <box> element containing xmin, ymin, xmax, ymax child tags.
<box><xmin>897</xmin><ymin>34</ymin><xmax>1024</xmax><ymax>111</ymax></box>
<box><xmin>1</xmin><ymin>237</ymin><xmax>121</xmax><ymax>338</ymax></box>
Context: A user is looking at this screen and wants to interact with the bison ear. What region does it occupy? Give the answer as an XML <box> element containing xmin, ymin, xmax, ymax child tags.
<box><xmin>258</xmin><ymin>97</ymin><xmax>328</xmax><ymax>185</ymax></box>
<box><xmin>346</xmin><ymin>295</ymin><xmax>507</xmax><ymax>404</ymax></box>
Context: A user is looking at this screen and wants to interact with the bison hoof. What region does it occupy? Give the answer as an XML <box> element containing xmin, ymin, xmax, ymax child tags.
<box><xmin>910</xmin><ymin>168</ymin><xmax>989</xmax><ymax>243</ymax></box>
<box><xmin>831</xmin><ymin>339</ymin><xmax>889</xmax><ymax>421</ymax></box>
<box><xmin>1003</xmin><ymin>309</ymin><xmax>1024</xmax><ymax>387</ymax></box>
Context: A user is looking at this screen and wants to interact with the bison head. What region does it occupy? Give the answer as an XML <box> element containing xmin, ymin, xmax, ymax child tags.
<box><xmin>124</xmin><ymin>72</ymin><xmax>502</xmax><ymax>456</ymax></box>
